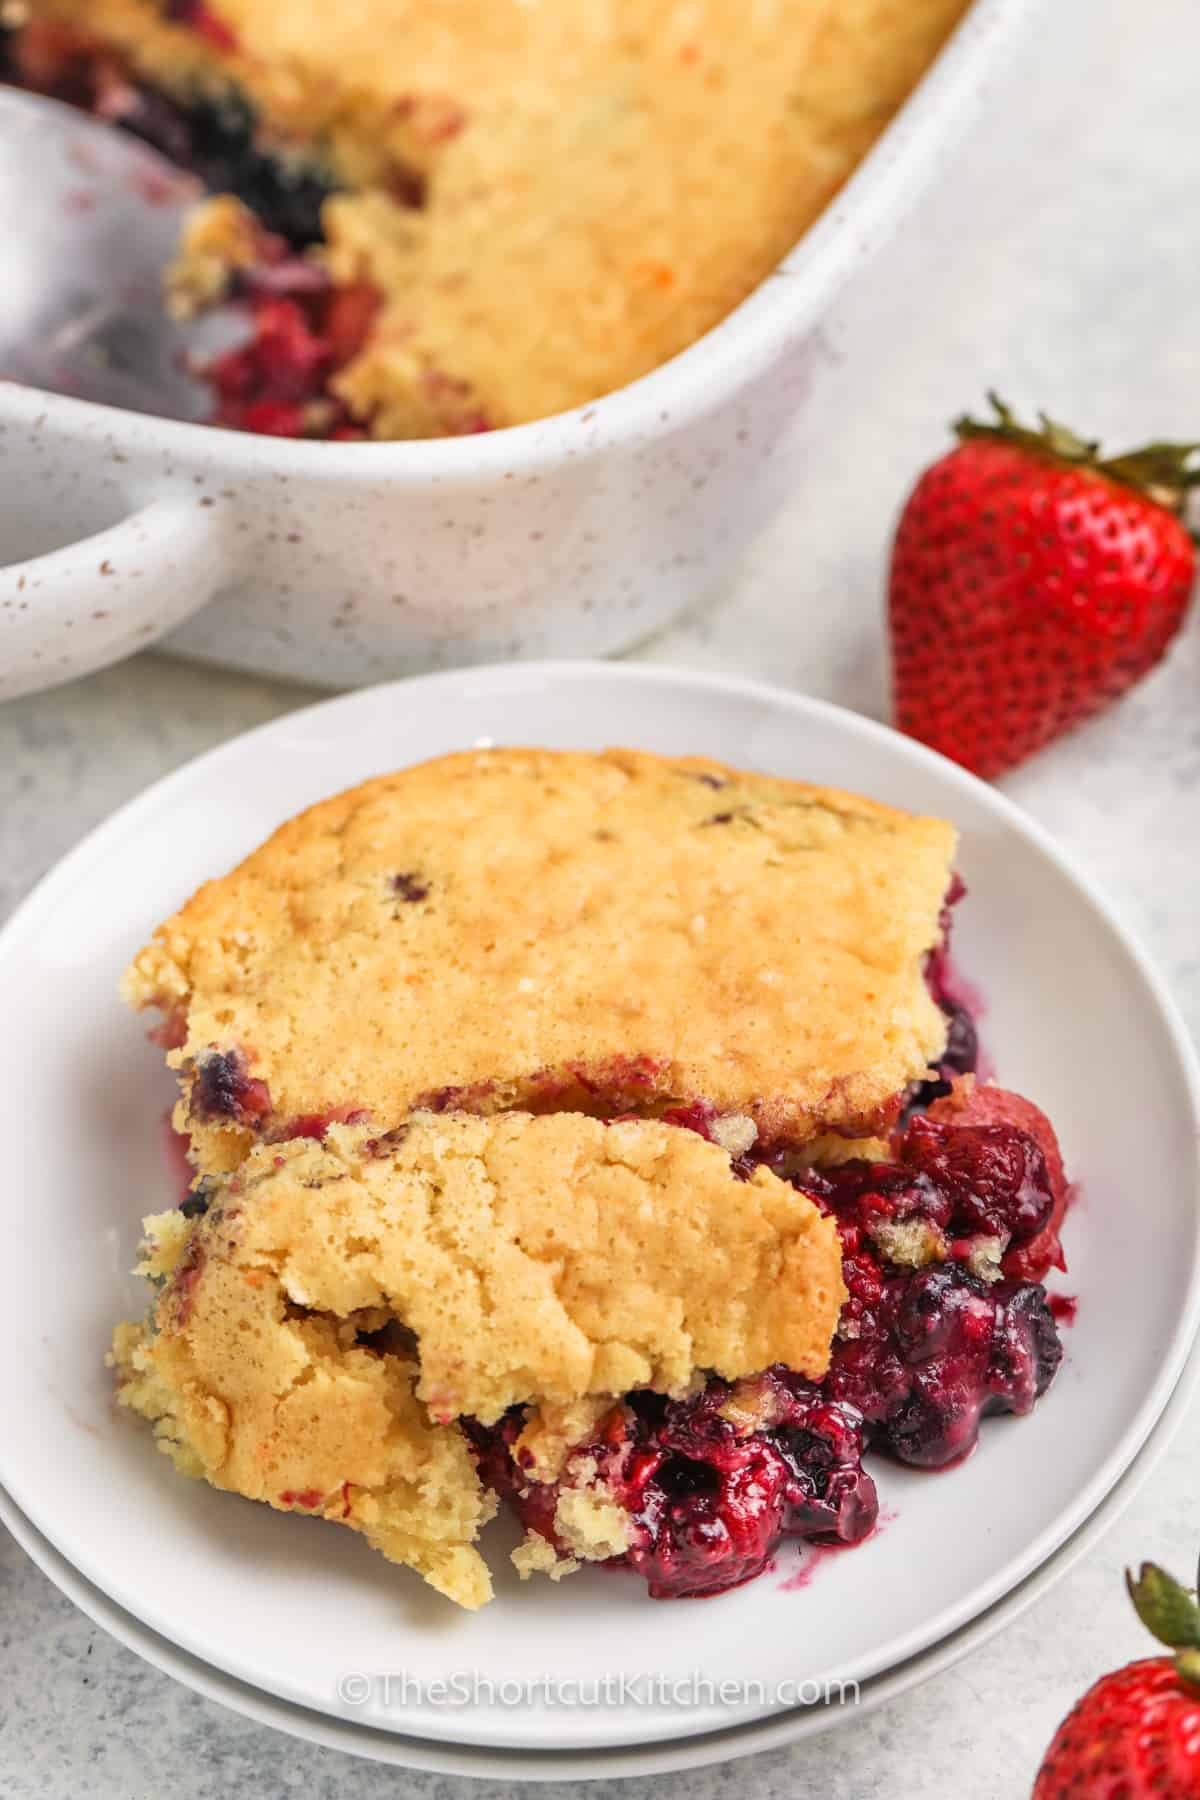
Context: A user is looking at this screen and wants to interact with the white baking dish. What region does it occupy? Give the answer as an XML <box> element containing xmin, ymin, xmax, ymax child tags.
<box><xmin>0</xmin><ymin>0</ymin><xmax>1037</xmax><ymax>702</ymax></box>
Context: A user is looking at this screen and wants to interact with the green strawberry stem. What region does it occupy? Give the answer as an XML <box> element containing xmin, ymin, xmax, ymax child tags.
<box><xmin>1126</xmin><ymin>1561</ymin><xmax>1200</xmax><ymax>1693</ymax></box>
<box><xmin>954</xmin><ymin>392</ymin><xmax>1200</xmax><ymax>517</ymax></box>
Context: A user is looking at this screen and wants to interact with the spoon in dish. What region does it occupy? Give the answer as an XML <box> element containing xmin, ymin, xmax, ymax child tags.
<box><xmin>0</xmin><ymin>85</ymin><xmax>243</xmax><ymax>420</ymax></box>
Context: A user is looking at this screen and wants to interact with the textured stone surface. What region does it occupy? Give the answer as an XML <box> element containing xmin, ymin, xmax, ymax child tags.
<box><xmin>2</xmin><ymin>0</ymin><xmax>1198</xmax><ymax>1792</ymax></box>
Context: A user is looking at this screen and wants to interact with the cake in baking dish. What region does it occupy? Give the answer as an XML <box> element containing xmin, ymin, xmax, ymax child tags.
<box><xmin>6</xmin><ymin>0</ymin><xmax>972</xmax><ymax>437</ymax></box>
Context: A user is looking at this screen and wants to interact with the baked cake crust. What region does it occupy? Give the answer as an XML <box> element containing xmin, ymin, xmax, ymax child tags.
<box><xmin>110</xmin><ymin>1110</ymin><xmax>843</xmax><ymax>1606</ymax></box>
<box><xmin>183</xmin><ymin>1113</ymin><xmax>840</xmax><ymax>1420</ymax></box>
<box><xmin>18</xmin><ymin>0</ymin><xmax>971</xmax><ymax>434</ymax></box>
<box><xmin>123</xmin><ymin>747</ymin><xmax>956</xmax><ymax>1174</ymax></box>
<box><xmin>110</xmin><ymin>1206</ymin><xmax>499</xmax><ymax>1612</ymax></box>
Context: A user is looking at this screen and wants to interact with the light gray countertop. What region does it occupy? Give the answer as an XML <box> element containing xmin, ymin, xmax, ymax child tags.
<box><xmin>2</xmin><ymin>0</ymin><xmax>1198</xmax><ymax>1793</ymax></box>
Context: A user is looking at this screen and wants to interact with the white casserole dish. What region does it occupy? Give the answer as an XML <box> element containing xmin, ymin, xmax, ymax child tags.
<box><xmin>0</xmin><ymin>0</ymin><xmax>1037</xmax><ymax>702</ymax></box>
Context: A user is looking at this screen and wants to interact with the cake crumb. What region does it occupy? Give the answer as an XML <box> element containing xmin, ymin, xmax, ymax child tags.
<box><xmin>511</xmin><ymin>1531</ymin><xmax>579</xmax><ymax>1582</ymax></box>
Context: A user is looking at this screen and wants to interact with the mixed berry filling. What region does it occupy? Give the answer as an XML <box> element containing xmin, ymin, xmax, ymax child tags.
<box><xmin>470</xmin><ymin>1372</ymin><xmax>878</xmax><ymax>1601</ymax></box>
<box><xmin>793</xmin><ymin>1105</ymin><xmax>1065</xmax><ymax>1288</ymax></box>
<box><xmin>772</xmin><ymin>1080</ymin><xmax>1068</xmax><ymax>1477</ymax></box>
<box><xmin>812</xmin><ymin>1233</ymin><xmax>1061</xmax><ymax>1472</ymax></box>
<box><xmin>202</xmin><ymin>278</ymin><xmax>382</xmax><ymax>439</ymax></box>
<box><xmin>922</xmin><ymin>1080</ymin><xmax>1070</xmax><ymax>1285</ymax></box>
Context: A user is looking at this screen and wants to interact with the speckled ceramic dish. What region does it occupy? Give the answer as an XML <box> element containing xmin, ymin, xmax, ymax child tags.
<box><xmin>0</xmin><ymin>663</ymin><xmax>1196</xmax><ymax>1759</ymax></box>
<box><xmin>0</xmin><ymin>0</ymin><xmax>1040</xmax><ymax>702</ymax></box>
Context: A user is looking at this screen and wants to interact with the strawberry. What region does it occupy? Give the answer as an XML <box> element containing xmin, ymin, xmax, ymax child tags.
<box><xmin>1033</xmin><ymin>1559</ymin><xmax>1200</xmax><ymax>1797</ymax></box>
<box><xmin>890</xmin><ymin>395</ymin><xmax>1198</xmax><ymax>779</ymax></box>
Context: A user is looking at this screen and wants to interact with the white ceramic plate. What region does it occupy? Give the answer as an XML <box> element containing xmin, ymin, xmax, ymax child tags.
<box><xmin>4</xmin><ymin>1341</ymin><xmax>1197</xmax><ymax>1781</ymax></box>
<box><xmin>0</xmin><ymin>662</ymin><xmax>1197</xmax><ymax>1756</ymax></box>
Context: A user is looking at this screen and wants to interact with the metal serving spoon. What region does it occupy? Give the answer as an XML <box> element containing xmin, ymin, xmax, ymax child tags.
<box><xmin>0</xmin><ymin>85</ymin><xmax>244</xmax><ymax>421</ymax></box>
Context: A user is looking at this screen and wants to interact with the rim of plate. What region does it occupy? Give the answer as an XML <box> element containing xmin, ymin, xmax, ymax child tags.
<box><xmin>1</xmin><ymin>659</ymin><xmax>1197</xmax><ymax>1748</ymax></box>
<box><xmin>4</xmin><ymin>1336</ymin><xmax>1196</xmax><ymax>1782</ymax></box>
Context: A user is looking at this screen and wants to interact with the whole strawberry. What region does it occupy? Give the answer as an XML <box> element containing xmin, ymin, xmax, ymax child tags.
<box><xmin>1033</xmin><ymin>1560</ymin><xmax>1200</xmax><ymax>1797</ymax></box>
<box><xmin>890</xmin><ymin>395</ymin><xmax>1197</xmax><ymax>778</ymax></box>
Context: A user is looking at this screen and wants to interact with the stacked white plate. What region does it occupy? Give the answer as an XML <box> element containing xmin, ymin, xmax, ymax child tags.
<box><xmin>2</xmin><ymin>664</ymin><xmax>1197</xmax><ymax>1778</ymax></box>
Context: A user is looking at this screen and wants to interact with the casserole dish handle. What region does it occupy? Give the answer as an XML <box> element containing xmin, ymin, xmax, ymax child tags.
<box><xmin>1</xmin><ymin>495</ymin><xmax>231</xmax><ymax>702</ymax></box>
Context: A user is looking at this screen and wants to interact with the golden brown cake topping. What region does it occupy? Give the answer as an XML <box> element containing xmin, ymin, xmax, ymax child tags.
<box><xmin>124</xmin><ymin>747</ymin><xmax>955</xmax><ymax>1176</ymax></box>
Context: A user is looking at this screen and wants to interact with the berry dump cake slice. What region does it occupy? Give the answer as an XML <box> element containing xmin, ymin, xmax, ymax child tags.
<box><xmin>110</xmin><ymin>1110</ymin><xmax>846</xmax><ymax>1608</ymax></box>
<box><xmin>6</xmin><ymin>0</ymin><xmax>972</xmax><ymax>438</ymax></box>
<box><xmin>123</xmin><ymin>747</ymin><xmax>958</xmax><ymax>1180</ymax></box>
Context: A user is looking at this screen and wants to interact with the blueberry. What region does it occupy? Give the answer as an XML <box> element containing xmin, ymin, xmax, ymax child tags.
<box><xmin>391</xmin><ymin>871</ymin><xmax>430</xmax><ymax>904</ymax></box>
<box><xmin>940</xmin><ymin>1001</ymin><xmax>979</xmax><ymax>1076</ymax></box>
<box><xmin>180</xmin><ymin>1182</ymin><xmax>213</xmax><ymax>1220</ymax></box>
<box><xmin>192</xmin><ymin>1049</ymin><xmax>271</xmax><ymax>1125</ymax></box>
